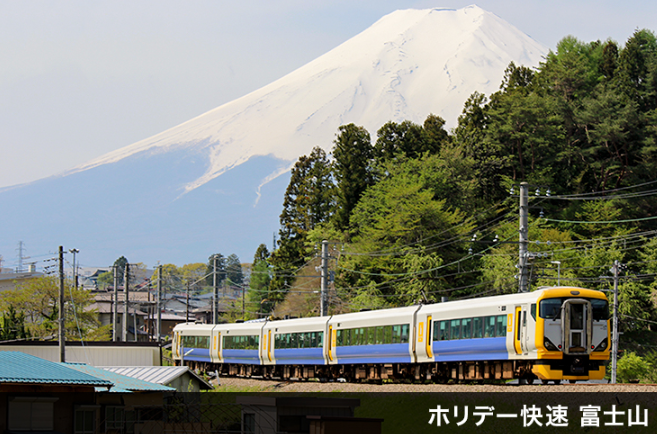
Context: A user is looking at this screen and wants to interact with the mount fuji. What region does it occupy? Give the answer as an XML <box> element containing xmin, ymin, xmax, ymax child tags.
<box><xmin>0</xmin><ymin>5</ymin><xmax>547</xmax><ymax>268</ymax></box>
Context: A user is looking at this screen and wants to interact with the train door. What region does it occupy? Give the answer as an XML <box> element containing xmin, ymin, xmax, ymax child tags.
<box><xmin>173</xmin><ymin>330</ymin><xmax>180</xmax><ymax>361</ymax></box>
<box><xmin>411</xmin><ymin>307</ymin><xmax>432</xmax><ymax>363</ymax></box>
<box><xmin>413</xmin><ymin>312</ymin><xmax>434</xmax><ymax>363</ymax></box>
<box><xmin>326</xmin><ymin>325</ymin><xmax>337</xmax><ymax>365</ymax></box>
<box><xmin>211</xmin><ymin>330</ymin><xmax>222</xmax><ymax>364</ymax></box>
<box><xmin>562</xmin><ymin>299</ymin><xmax>592</xmax><ymax>354</ymax></box>
<box><xmin>258</xmin><ymin>325</ymin><xmax>273</xmax><ymax>365</ymax></box>
<box><xmin>513</xmin><ymin>306</ymin><xmax>528</xmax><ymax>355</ymax></box>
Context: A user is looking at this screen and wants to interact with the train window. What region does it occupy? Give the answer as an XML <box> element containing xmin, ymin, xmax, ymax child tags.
<box><xmin>317</xmin><ymin>331</ymin><xmax>324</xmax><ymax>347</ymax></box>
<box><xmin>484</xmin><ymin>316</ymin><xmax>496</xmax><ymax>338</ymax></box>
<box><xmin>366</xmin><ymin>327</ymin><xmax>374</xmax><ymax>345</ymax></box>
<box><xmin>282</xmin><ymin>334</ymin><xmax>288</xmax><ymax>349</ymax></box>
<box><xmin>384</xmin><ymin>326</ymin><xmax>393</xmax><ymax>344</ymax></box>
<box><xmin>400</xmin><ymin>324</ymin><xmax>410</xmax><ymax>344</ymax></box>
<box><xmin>473</xmin><ymin>317</ymin><xmax>483</xmax><ymax>339</ymax></box>
<box><xmin>376</xmin><ymin>326</ymin><xmax>384</xmax><ymax>344</ymax></box>
<box><xmin>291</xmin><ymin>333</ymin><xmax>298</xmax><ymax>348</ymax></box>
<box><xmin>591</xmin><ymin>299</ymin><xmax>610</xmax><ymax>321</ymax></box>
<box><xmin>336</xmin><ymin>330</ymin><xmax>343</xmax><ymax>346</ymax></box>
<box><xmin>462</xmin><ymin>318</ymin><xmax>472</xmax><ymax>339</ymax></box>
<box><xmin>432</xmin><ymin>321</ymin><xmax>440</xmax><ymax>341</ymax></box>
<box><xmin>440</xmin><ymin>321</ymin><xmax>449</xmax><ymax>341</ymax></box>
<box><xmin>531</xmin><ymin>304</ymin><xmax>537</xmax><ymax>321</ymax></box>
<box><xmin>450</xmin><ymin>319</ymin><xmax>461</xmax><ymax>340</ymax></box>
<box><xmin>496</xmin><ymin>315</ymin><xmax>507</xmax><ymax>337</ymax></box>
<box><xmin>392</xmin><ymin>325</ymin><xmax>401</xmax><ymax>344</ymax></box>
<box><xmin>539</xmin><ymin>298</ymin><xmax>562</xmax><ymax>319</ymax></box>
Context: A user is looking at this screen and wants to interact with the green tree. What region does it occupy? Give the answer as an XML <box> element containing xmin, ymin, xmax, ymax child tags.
<box><xmin>246</xmin><ymin>245</ymin><xmax>273</xmax><ymax>318</ymax></box>
<box><xmin>226</xmin><ymin>254</ymin><xmax>243</xmax><ymax>287</ymax></box>
<box><xmin>331</xmin><ymin>124</ymin><xmax>374</xmax><ymax>233</ymax></box>
<box><xmin>0</xmin><ymin>276</ymin><xmax>108</xmax><ymax>340</ymax></box>
<box><xmin>205</xmin><ymin>254</ymin><xmax>226</xmax><ymax>287</ymax></box>
<box><xmin>270</xmin><ymin>146</ymin><xmax>335</xmax><ymax>305</ymax></box>
<box><xmin>0</xmin><ymin>305</ymin><xmax>30</xmax><ymax>342</ymax></box>
<box><xmin>338</xmin><ymin>154</ymin><xmax>473</xmax><ymax>307</ymax></box>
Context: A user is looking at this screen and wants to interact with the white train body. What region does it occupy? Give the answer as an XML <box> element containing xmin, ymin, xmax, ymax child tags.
<box><xmin>173</xmin><ymin>287</ymin><xmax>610</xmax><ymax>382</ymax></box>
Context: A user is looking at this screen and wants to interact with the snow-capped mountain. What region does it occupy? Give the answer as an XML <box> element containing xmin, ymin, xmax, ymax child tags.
<box><xmin>0</xmin><ymin>6</ymin><xmax>548</xmax><ymax>267</ymax></box>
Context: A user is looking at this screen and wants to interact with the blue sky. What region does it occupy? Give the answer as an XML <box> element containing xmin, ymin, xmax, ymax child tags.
<box><xmin>0</xmin><ymin>0</ymin><xmax>655</xmax><ymax>189</ymax></box>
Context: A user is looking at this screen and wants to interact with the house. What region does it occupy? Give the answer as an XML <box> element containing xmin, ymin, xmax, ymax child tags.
<box><xmin>0</xmin><ymin>351</ymin><xmax>110</xmax><ymax>432</ymax></box>
<box><xmin>101</xmin><ymin>365</ymin><xmax>214</xmax><ymax>392</ymax></box>
<box><xmin>88</xmin><ymin>290</ymin><xmax>153</xmax><ymax>341</ymax></box>
<box><xmin>0</xmin><ymin>351</ymin><xmax>177</xmax><ymax>433</ymax></box>
<box><xmin>144</xmin><ymin>312</ymin><xmax>190</xmax><ymax>338</ymax></box>
<box><xmin>0</xmin><ymin>265</ymin><xmax>43</xmax><ymax>292</ymax></box>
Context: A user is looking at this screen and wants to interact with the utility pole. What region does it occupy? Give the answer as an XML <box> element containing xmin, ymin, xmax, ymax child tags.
<box><xmin>157</xmin><ymin>265</ymin><xmax>162</xmax><ymax>342</ymax></box>
<box><xmin>58</xmin><ymin>246</ymin><xmax>65</xmax><ymax>362</ymax></box>
<box><xmin>69</xmin><ymin>248</ymin><xmax>79</xmax><ymax>289</ymax></box>
<box><xmin>518</xmin><ymin>182</ymin><xmax>530</xmax><ymax>293</ymax></box>
<box><xmin>320</xmin><ymin>240</ymin><xmax>329</xmax><ymax>316</ymax></box>
<box><xmin>112</xmin><ymin>265</ymin><xmax>118</xmax><ymax>341</ymax></box>
<box><xmin>123</xmin><ymin>263</ymin><xmax>130</xmax><ymax>342</ymax></box>
<box><xmin>186</xmin><ymin>282</ymin><xmax>190</xmax><ymax>323</ymax></box>
<box><xmin>611</xmin><ymin>260</ymin><xmax>621</xmax><ymax>384</ymax></box>
<box><xmin>213</xmin><ymin>255</ymin><xmax>218</xmax><ymax>324</ymax></box>
<box><xmin>551</xmin><ymin>261</ymin><xmax>562</xmax><ymax>286</ymax></box>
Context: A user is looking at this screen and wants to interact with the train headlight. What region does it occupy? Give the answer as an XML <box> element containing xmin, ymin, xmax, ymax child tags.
<box><xmin>544</xmin><ymin>337</ymin><xmax>559</xmax><ymax>351</ymax></box>
<box><xmin>594</xmin><ymin>338</ymin><xmax>608</xmax><ymax>352</ymax></box>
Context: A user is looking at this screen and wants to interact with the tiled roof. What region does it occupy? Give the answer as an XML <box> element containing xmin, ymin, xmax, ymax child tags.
<box><xmin>65</xmin><ymin>363</ymin><xmax>175</xmax><ymax>393</ymax></box>
<box><xmin>0</xmin><ymin>351</ymin><xmax>113</xmax><ymax>387</ymax></box>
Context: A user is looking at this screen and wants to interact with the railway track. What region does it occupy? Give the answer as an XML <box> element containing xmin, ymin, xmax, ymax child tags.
<box><xmin>215</xmin><ymin>376</ymin><xmax>657</xmax><ymax>392</ymax></box>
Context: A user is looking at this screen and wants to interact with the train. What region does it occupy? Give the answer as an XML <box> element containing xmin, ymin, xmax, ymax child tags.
<box><xmin>172</xmin><ymin>286</ymin><xmax>610</xmax><ymax>384</ymax></box>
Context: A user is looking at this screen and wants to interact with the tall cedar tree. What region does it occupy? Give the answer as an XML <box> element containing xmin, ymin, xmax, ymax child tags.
<box><xmin>332</xmin><ymin>124</ymin><xmax>374</xmax><ymax>233</ymax></box>
<box><xmin>226</xmin><ymin>254</ymin><xmax>243</xmax><ymax>286</ymax></box>
<box><xmin>269</xmin><ymin>147</ymin><xmax>335</xmax><ymax>303</ymax></box>
<box><xmin>246</xmin><ymin>244</ymin><xmax>273</xmax><ymax>318</ymax></box>
<box><xmin>205</xmin><ymin>253</ymin><xmax>227</xmax><ymax>287</ymax></box>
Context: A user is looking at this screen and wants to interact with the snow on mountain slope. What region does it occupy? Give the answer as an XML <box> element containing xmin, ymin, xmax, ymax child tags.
<box><xmin>0</xmin><ymin>5</ymin><xmax>549</xmax><ymax>267</ymax></box>
<box><xmin>70</xmin><ymin>5</ymin><xmax>547</xmax><ymax>196</ymax></box>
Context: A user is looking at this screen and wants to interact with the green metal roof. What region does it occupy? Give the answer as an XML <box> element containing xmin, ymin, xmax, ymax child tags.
<box><xmin>65</xmin><ymin>363</ymin><xmax>175</xmax><ymax>393</ymax></box>
<box><xmin>0</xmin><ymin>351</ymin><xmax>113</xmax><ymax>387</ymax></box>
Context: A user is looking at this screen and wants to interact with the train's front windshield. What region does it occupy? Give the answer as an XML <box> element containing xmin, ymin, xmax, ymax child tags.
<box><xmin>538</xmin><ymin>298</ymin><xmax>609</xmax><ymax>321</ymax></box>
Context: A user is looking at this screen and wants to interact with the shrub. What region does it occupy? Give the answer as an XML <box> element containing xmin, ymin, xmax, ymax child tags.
<box><xmin>616</xmin><ymin>351</ymin><xmax>651</xmax><ymax>383</ymax></box>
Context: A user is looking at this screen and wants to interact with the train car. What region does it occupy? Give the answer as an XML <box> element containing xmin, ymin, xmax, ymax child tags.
<box><xmin>173</xmin><ymin>323</ymin><xmax>214</xmax><ymax>366</ymax></box>
<box><xmin>325</xmin><ymin>306</ymin><xmax>419</xmax><ymax>380</ymax></box>
<box><xmin>259</xmin><ymin>317</ymin><xmax>331</xmax><ymax>379</ymax></box>
<box><xmin>172</xmin><ymin>286</ymin><xmax>610</xmax><ymax>383</ymax></box>
<box><xmin>414</xmin><ymin>286</ymin><xmax>609</xmax><ymax>383</ymax></box>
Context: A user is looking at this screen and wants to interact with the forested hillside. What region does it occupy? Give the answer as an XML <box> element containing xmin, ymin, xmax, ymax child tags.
<box><xmin>251</xmin><ymin>30</ymin><xmax>657</xmax><ymax>334</ymax></box>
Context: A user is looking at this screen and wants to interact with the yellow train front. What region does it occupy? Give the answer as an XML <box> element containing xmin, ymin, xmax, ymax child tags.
<box><xmin>530</xmin><ymin>287</ymin><xmax>610</xmax><ymax>382</ymax></box>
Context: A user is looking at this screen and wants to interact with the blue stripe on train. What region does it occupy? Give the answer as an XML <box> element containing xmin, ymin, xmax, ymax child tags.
<box><xmin>181</xmin><ymin>348</ymin><xmax>211</xmax><ymax>363</ymax></box>
<box><xmin>335</xmin><ymin>343</ymin><xmax>411</xmax><ymax>364</ymax></box>
<box><xmin>433</xmin><ymin>337</ymin><xmax>508</xmax><ymax>362</ymax></box>
<box><xmin>223</xmin><ymin>349</ymin><xmax>261</xmax><ymax>365</ymax></box>
<box><xmin>273</xmin><ymin>348</ymin><xmax>324</xmax><ymax>365</ymax></box>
